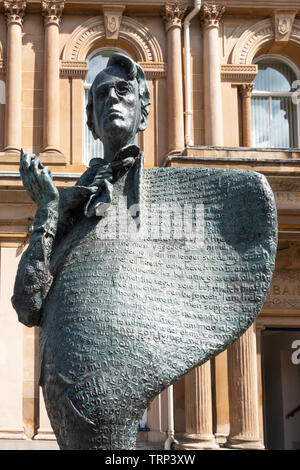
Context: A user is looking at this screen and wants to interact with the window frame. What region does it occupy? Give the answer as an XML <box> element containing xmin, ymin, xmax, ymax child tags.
<box><xmin>252</xmin><ymin>54</ymin><xmax>300</xmax><ymax>149</ymax></box>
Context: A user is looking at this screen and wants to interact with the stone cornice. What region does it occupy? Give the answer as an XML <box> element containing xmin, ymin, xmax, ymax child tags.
<box><xmin>60</xmin><ymin>59</ymin><xmax>88</xmax><ymax>79</ymax></box>
<box><xmin>4</xmin><ymin>0</ymin><xmax>27</xmax><ymax>27</ymax></box>
<box><xmin>138</xmin><ymin>61</ymin><xmax>167</xmax><ymax>78</ymax></box>
<box><xmin>164</xmin><ymin>147</ymin><xmax>300</xmax><ymax>176</ymax></box>
<box><xmin>2</xmin><ymin>1</ymin><xmax>299</xmax><ymax>15</ymax></box>
<box><xmin>221</xmin><ymin>64</ymin><xmax>258</xmax><ymax>84</ymax></box>
<box><xmin>41</xmin><ymin>0</ymin><xmax>65</xmax><ymax>27</ymax></box>
<box><xmin>59</xmin><ymin>59</ymin><xmax>166</xmax><ymax>80</ymax></box>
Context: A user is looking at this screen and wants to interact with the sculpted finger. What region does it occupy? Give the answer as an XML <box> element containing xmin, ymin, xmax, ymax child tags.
<box><xmin>42</xmin><ymin>166</ymin><xmax>53</xmax><ymax>179</ymax></box>
<box><xmin>92</xmin><ymin>172</ymin><xmax>112</xmax><ymax>183</ymax></box>
<box><xmin>20</xmin><ymin>154</ymin><xmax>34</xmax><ymax>187</ymax></box>
<box><xmin>20</xmin><ymin>151</ymin><xmax>32</xmax><ymax>174</ymax></box>
<box><xmin>30</xmin><ymin>156</ymin><xmax>42</xmax><ymax>178</ymax></box>
<box><xmin>40</xmin><ymin>169</ymin><xmax>53</xmax><ymax>189</ymax></box>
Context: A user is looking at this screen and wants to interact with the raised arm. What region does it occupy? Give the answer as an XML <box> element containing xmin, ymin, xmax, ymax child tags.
<box><xmin>11</xmin><ymin>150</ymin><xmax>59</xmax><ymax>327</ymax></box>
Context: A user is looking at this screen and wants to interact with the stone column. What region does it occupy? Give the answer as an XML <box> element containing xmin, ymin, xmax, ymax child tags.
<box><xmin>163</xmin><ymin>2</ymin><xmax>186</xmax><ymax>156</ymax></box>
<box><xmin>146</xmin><ymin>389</ymin><xmax>169</xmax><ymax>443</ymax></box>
<box><xmin>180</xmin><ymin>362</ymin><xmax>219</xmax><ymax>449</ymax></box>
<box><xmin>200</xmin><ymin>3</ymin><xmax>225</xmax><ymax>146</ymax></box>
<box><xmin>41</xmin><ymin>0</ymin><xmax>65</xmax><ymax>153</ymax></box>
<box><xmin>213</xmin><ymin>351</ymin><xmax>230</xmax><ymax>444</ymax></box>
<box><xmin>226</xmin><ymin>324</ymin><xmax>264</xmax><ymax>449</ymax></box>
<box><xmin>255</xmin><ymin>324</ymin><xmax>265</xmax><ymax>445</ymax></box>
<box><xmin>4</xmin><ymin>0</ymin><xmax>26</xmax><ymax>153</ymax></box>
<box><xmin>0</xmin><ymin>246</ymin><xmax>25</xmax><ymax>439</ymax></box>
<box><xmin>34</xmin><ymin>388</ymin><xmax>56</xmax><ymax>440</ymax></box>
<box><xmin>239</xmin><ymin>83</ymin><xmax>254</xmax><ymax>147</ymax></box>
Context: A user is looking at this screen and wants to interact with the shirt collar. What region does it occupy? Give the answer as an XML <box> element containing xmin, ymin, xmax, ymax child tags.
<box><xmin>89</xmin><ymin>144</ymin><xmax>141</xmax><ymax>168</ymax></box>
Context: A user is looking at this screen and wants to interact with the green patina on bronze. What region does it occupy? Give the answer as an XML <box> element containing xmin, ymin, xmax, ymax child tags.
<box><xmin>12</xmin><ymin>53</ymin><xmax>277</xmax><ymax>450</ymax></box>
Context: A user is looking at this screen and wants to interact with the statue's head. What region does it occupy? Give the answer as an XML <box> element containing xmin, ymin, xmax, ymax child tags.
<box><xmin>86</xmin><ymin>53</ymin><xmax>150</xmax><ymax>151</ymax></box>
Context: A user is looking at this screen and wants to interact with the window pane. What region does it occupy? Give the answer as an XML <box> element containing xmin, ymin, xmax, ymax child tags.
<box><xmin>86</xmin><ymin>50</ymin><xmax>113</xmax><ymax>85</ymax></box>
<box><xmin>271</xmin><ymin>97</ymin><xmax>298</xmax><ymax>148</ymax></box>
<box><xmin>254</xmin><ymin>60</ymin><xmax>297</xmax><ymax>93</ymax></box>
<box><xmin>251</xmin><ymin>96</ymin><xmax>271</xmax><ymax>147</ymax></box>
<box><xmin>84</xmin><ymin>89</ymin><xmax>104</xmax><ymax>163</ymax></box>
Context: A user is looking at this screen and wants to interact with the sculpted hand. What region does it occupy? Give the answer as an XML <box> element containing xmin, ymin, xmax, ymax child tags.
<box><xmin>20</xmin><ymin>149</ymin><xmax>59</xmax><ymax>207</ymax></box>
<box><xmin>90</xmin><ymin>166</ymin><xmax>114</xmax><ymax>187</ymax></box>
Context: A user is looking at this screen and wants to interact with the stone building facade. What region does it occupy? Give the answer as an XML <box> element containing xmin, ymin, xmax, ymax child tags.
<box><xmin>0</xmin><ymin>0</ymin><xmax>300</xmax><ymax>450</ymax></box>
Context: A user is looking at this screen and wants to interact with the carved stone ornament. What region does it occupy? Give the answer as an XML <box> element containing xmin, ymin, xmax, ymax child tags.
<box><xmin>274</xmin><ymin>11</ymin><xmax>297</xmax><ymax>43</ymax></box>
<box><xmin>162</xmin><ymin>2</ymin><xmax>187</xmax><ymax>31</ymax></box>
<box><xmin>200</xmin><ymin>2</ymin><xmax>226</xmax><ymax>28</ymax></box>
<box><xmin>102</xmin><ymin>5</ymin><xmax>125</xmax><ymax>40</ymax></box>
<box><xmin>41</xmin><ymin>0</ymin><xmax>65</xmax><ymax>26</ymax></box>
<box><xmin>4</xmin><ymin>0</ymin><xmax>27</xmax><ymax>26</ymax></box>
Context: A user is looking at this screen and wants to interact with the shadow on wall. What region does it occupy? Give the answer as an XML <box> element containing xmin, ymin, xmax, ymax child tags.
<box><xmin>0</xmin><ymin>80</ymin><xmax>5</xmax><ymax>104</ymax></box>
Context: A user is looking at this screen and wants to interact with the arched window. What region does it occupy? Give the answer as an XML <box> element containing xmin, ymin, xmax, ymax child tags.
<box><xmin>251</xmin><ymin>57</ymin><xmax>299</xmax><ymax>148</ymax></box>
<box><xmin>84</xmin><ymin>48</ymin><xmax>133</xmax><ymax>165</ymax></box>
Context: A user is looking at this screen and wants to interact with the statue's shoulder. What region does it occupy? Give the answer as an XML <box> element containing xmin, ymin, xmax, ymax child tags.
<box><xmin>142</xmin><ymin>166</ymin><xmax>274</xmax><ymax>206</ymax></box>
<box><xmin>143</xmin><ymin>165</ymin><xmax>270</xmax><ymax>186</ymax></box>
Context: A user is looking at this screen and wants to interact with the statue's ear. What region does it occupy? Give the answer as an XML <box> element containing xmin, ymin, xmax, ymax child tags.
<box><xmin>138</xmin><ymin>113</ymin><xmax>148</xmax><ymax>132</ymax></box>
<box><xmin>138</xmin><ymin>103</ymin><xmax>150</xmax><ymax>132</ymax></box>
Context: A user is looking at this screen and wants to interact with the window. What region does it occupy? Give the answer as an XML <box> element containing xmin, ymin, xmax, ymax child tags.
<box><xmin>84</xmin><ymin>48</ymin><xmax>134</xmax><ymax>165</ymax></box>
<box><xmin>251</xmin><ymin>58</ymin><xmax>299</xmax><ymax>149</ymax></box>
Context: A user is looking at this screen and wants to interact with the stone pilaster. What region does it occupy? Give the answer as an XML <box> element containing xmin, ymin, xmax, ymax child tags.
<box><xmin>179</xmin><ymin>363</ymin><xmax>219</xmax><ymax>449</ymax></box>
<box><xmin>239</xmin><ymin>83</ymin><xmax>254</xmax><ymax>147</ymax></box>
<box><xmin>226</xmin><ymin>324</ymin><xmax>264</xmax><ymax>449</ymax></box>
<box><xmin>200</xmin><ymin>3</ymin><xmax>225</xmax><ymax>146</ymax></box>
<box><xmin>41</xmin><ymin>0</ymin><xmax>65</xmax><ymax>153</ymax></box>
<box><xmin>162</xmin><ymin>2</ymin><xmax>186</xmax><ymax>155</ymax></box>
<box><xmin>4</xmin><ymin>0</ymin><xmax>27</xmax><ymax>153</ymax></box>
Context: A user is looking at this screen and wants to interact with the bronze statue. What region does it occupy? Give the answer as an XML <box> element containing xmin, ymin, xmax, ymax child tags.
<box><xmin>12</xmin><ymin>53</ymin><xmax>277</xmax><ymax>449</ymax></box>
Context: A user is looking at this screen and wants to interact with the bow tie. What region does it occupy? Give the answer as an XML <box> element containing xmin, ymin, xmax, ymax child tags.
<box><xmin>84</xmin><ymin>145</ymin><xmax>141</xmax><ymax>218</ymax></box>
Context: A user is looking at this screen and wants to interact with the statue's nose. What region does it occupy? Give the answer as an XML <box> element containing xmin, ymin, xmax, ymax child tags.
<box><xmin>106</xmin><ymin>86</ymin><xmax>119</xmax><ymax>105</ymax></box>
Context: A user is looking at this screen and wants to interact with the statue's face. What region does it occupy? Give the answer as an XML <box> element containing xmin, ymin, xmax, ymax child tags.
<box><xmin>92</xmin><ymin>65</ymin><xmax>141</xmax><ymax>146</ymax></box>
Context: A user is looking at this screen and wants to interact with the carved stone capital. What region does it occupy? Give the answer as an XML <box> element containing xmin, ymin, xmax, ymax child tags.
<box><xmin>102</xmin><ymin>5</ymin><xmax>125</xmax><ymax>40</ymax></box>
<box><xmin>162</xmin><ymin>2</ymin><xmax>187</xmax><ymax>32</ymax></box>
<box><xmin>200</xmin><ymin>3</ymin><xmax>226</xmax><ymax>29</ymax></box>
<box><xmin>239</xmin><ymin>83</ymin><xmax>254</xmax><ymax>99</ymax></box>
<box><xmin>41</xmin><ymin>0</ymin><xmax>65</xmax><ymax>27</ymax></box>
<box><xmin>0</xmin><ymin>59</ymin><xmax>6</xmax><ymax>75</ymax></box>
<box><xmin>4</xmin><ymin>0</ymin><xmax>27</xmax><ymax>27</ymax></box>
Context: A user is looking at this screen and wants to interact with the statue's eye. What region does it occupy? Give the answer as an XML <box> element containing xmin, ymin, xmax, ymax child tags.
<box><xmin>96</xmin><ymin>86</ymin><xmax>108</xmax><ymax>98</ymax></box>
<box><xmin>115</xmin><ymin>82</ymin><xmax>130</xmax><ymax>95</ymax></box>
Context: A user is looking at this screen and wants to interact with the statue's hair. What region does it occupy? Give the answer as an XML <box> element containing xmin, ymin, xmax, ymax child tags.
<box><xmin>86</xmin><ymin>53</ymin><xmax>151</xmax><ymax>139</ymax></box>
